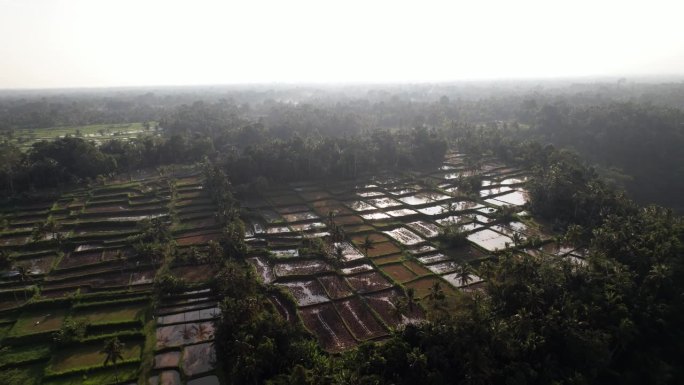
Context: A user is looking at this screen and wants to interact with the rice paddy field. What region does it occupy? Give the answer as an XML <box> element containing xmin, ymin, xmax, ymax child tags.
<box><xmin>0</xmin><ymin>150</ymin><xmax>585</xmax><ymax>383</ymax></box>
<box><xmin>5</xmin><ymin>122</ymin><xmax>160</xmax><ymax>151</ymax></box>
<box><xmin>0</xmin><ymin>168</ymin><xmax>223</xmax><ymax>385</ymax></box>
<box><xmin>242</xmin><ymin>151</ymin><xmax>585</xmax><ymax>353</ymax></box>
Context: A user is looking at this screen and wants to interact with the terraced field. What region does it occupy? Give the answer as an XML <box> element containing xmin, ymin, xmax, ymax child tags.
<box><xmin>243</xmin><ymin>151</ymin><xmax>585</xmax><ymax>352</ymax></box>
<box><xmin>0</xmin><ymin>169</ymin><xmax>222</xmax><ymax>385</ymax></box>
<box><xmin>6</xmin><ymin>122</ymin><xmax>160</xmax><ymax>151</ymax></box>
<box><xmin>0</xmin><ymin>151</ymin><xmax>586</xmax><ymax>382</ymax></box>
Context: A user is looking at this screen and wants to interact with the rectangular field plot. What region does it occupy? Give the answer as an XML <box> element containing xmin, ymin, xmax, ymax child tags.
<box><xmin>366</xmin><ymin>197</ymin><xmax>402</xmax><ymax>209</ymax></box>
<box><xmin>155</xmin><ymin>321</ymin><xmax>215</xmax><ymax>349</ymax></box>
<box><xmin>156</xmin><ymin>307</ymin><xmax>220</xmax><ymax>325</ymax></box>
<box><xmin>403</xmin><ymin>260</ymin><xmax>433</xmax><ymax>276</ymax></box>
<box><xmin>277</xmin><ymin>279</ymin><xmax>330</xmax><ymax>306</ymax></box>
<box><xmin>405</xmin><ymin>276</ymin><xmax>459</xmax><ymax>300</ymax></box>
<box><xmin>363</xmin><ymin>289</ymin><xmax>424</xmax><ymax>328</ymax></box>
<box><xmin>380</xmin><ymin>263</ymin><xmax>418</xmax><ymax>283</ymax></box>
<box><xmin>318</xmin><ymin>274</ymin><xmax>354</xmax><ymax>299</ymax></box>
<box><xmin>340</xmin><ymin>263</ymin><xmax>375</xmax><ymax>275</ymax></box>
<box><xmin>406</xmin><ymin>221</ymin><xmax>440</xmax><ymax>238</ymax></box>
<box><xmin>344</xmin><ymin>271</ymin><xmax>393</xmax><ymax>293</ymax></box>
<box><xmin>383</xmin><ymin>227</ymin><xmax>424</xmax><ymax>245</ymax></box>
<box><xmin>334</xmin><ymin>297</ymin><xmax>388</xmax><ymax>340</ymax></box>
<box><xmin>49</xmin><ymin>341</ymin><xmax>142</xmax><ymax>374</ymax></box>
<box><xmin>333</xmin><ymin>241</ymin><xmax>365</xmax><ymax>262</ymax></box>
<box><xmin>73</xmin><ymin>304</ymin><xmax>146</xmax><ymax>325</ymax></box>
<box><xmin>274</xmin><ymin>260</ymin><xmax>332</xmax><ymax>277</ymax></box>
<box><xmin>366</xmin><ymin>242</ymin><xmax>402</xmax><ymax>257</ymax></box>
<box><xmin>351</xmin><ymin>232</ymin><xmax>392</xmax><ymax>245</ymax></box>
<box><xmin>300</xmin><ymin>303</ymin><xmax>357</xmax><ymax>352</ymax></box>
<box><xmin>372</xmin><ymin>253</ymin><xmax>405</xmax><ymax>265</ymax></box>
<box><xmin>282</xmin><ymin>211</ymin><xmax>319</xmax><ymax>222</ymax></box>
<box><xmin>9</xmin><ymin>309</ymin><xmax>67</xmax><ymax>337</ymax></box>
<box><xmin>467</xmin><ymin>229</ymin><xmax>513</xmax><ymax>251</ymax></box>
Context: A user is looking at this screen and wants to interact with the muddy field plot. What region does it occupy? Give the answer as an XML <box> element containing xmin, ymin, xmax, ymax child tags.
<box><xmin>300</xmin><ymin>302</ymin><xmax>357</xmax><ymax>352</ymax></box>
<box><xmin>406</xmin><ymin>276</ymin><xmax>459</xmax><ymax>300</ymax></box>
<box><xmin>334</xmin><ymin>297</ymin><xmax>388</xmax><ymax>341</ymax></box>
<box><xmin>366</xmin><ymin>241</ymin><xmax>402</xmax><ymax>258</ymax></box>
<box><xmin>49</xmin><ymin>341</ymin><xmax>142</xmax><ymax>374</ymax></box>
<box><xmin>277</xmin><ymin>279</ymin><xmax>330</xmax><ymax>306</ymax></box>
<box><xmin>345</xmin><ymin>271</ymin><xmax>393</xmax><ymax>293</ymax></box>
<box><xmin>318</xmin><ymin>274</ymin><xmax>354</xmax><ymax>299</ymax></box>
<box><xmin>274</xmin><ymin>260</ymin><xmax>332</xmax><ymax>277</ymax></box>
<box><xmin>364</xmin><ymin>289</ymin><xmax>424</xmax><ymax>328</ymax></box>
<box><xmin>380</xmin><ymin>263</ymin><xmax>418</xmax><ymax>283</ymax></box>
<box><xmin>9</xmin><ymin>309</ymin><xmax>67</xmax><ymax>337</ymax></box>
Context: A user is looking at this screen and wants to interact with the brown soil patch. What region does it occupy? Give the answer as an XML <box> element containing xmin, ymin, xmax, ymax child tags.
<box><xmin>345</xmin><ymin>271</ymin><xmax>393</xmax><ymax>294</ymax></box>
<box><xmin>335</xmin><ymin>297</ymin><xmax>388</xmax><ymax>340</ymax></box>
<box><xmin>367</xmin><ymin>242</ymin><xmax>402</xmax><ymax>258</ymax></box>
<box><xmin>171</xmin><ymin>264</ymin><xmax>214</xmax><ymax>283</ymax></box>
<box><xmin>300</xmin><ymin>303</ymin><xmax>357</xmax><ymax>352</ymax></box>
<box><xmin>403</xmin><ymin>260</ymin><xmax>432</xmax><ymax>276</ymax></box>
<box><xmin>380</xmin><ymin>264</ymin><xmax>417</xmax><ymax>283</ymax></box>
<box><xmin>372</xmin><ymin>254</ymin><xmax>404</xmax><ymax>265</ymax></box>
<box><xmin>317</xmin><ymin>275</ymin><xmax>354</xmax><ymax>299</ymax></box>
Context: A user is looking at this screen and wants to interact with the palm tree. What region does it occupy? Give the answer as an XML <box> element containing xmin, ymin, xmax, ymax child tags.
<box><xmin>32</xmin><ymin>221</ymin><xmax>47</xmax><ymax>241</ymax></box>
<box><xmin>0</xmin><ymin>249</ymin><xmax>12</xmax><ymax>272</ymax></box>
<box><xmin>180</xmin><ymin>324</ymin><xmax>196</xmax><ymax>342</ymax></box>
<box><xmin>327</xmin><ymin>210</ymin><xmax>336</xmax><ymax>228</ymax></box>
<box><xmin>44</xmin><ymin>217</ymin><xmax>60</xmax><ymax>240</ymax></box>
<box><xmin>207</xmin><ymin>241</ymin><xmax>223</xmax><ymax>266</ymax></box>
<box><xmin>512</xmin><ymin>232</ymin><xmax>523</xmax><ymax>248</ymax></box>
<box><xmin>334</xmin><ymin>245</ymin><xmax>345</xmax><ymax>262</ymax></box>
<box><xmin>115</xmin><ymin>250</ymin><xmax>126</xmax><ymax>278</ymax></box>
<box><xmin>456</xmin><ymin>264</ymin><xmax>472</xmax><ymax>287</ymax></box>
<box><xmin>102</xmin><ymin>337</ymin><xmax>125</xmax><ymax>383</ymax></box>
<box><xmin>192</xmin><ymin>323</ymin><xmax>212</xmax><ymax>341</ymax></box>
<box><xmin>393</xmin><ymin>298</ymin><xmax>408</xmax><ymax>319</ymax></box>
<box><xmin>426</xmin><ymin>281</ymin><xmax>445</xmax><ymax>312</ymax></box>
<box><xmin>405</xmin><ymin>287</ymin><xmax>417</xmax><ymax>312</ymax></box>
<box><xmin>361</xmin><ymin>235</ymin><xmax>374</xmax><ymax>257</ymax></box>
<box><xmin>15</xmin><ymin>264</ymin><xmax>31</xmax><ymax>301</ymax></box>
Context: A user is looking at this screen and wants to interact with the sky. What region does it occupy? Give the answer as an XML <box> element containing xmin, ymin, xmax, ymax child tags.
<box><xmin>1</xmin><ymin>0</ymin><xmax>683</xmax><ymax>89</ymax></box>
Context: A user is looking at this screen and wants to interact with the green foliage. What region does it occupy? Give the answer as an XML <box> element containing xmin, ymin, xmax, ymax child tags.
<box><xmin>437</xmin><ymin>223</ymin><xmax>468</xmax><ymax>248</ymax></box>
<box><xmin>214</xmin><ymin>260</ymin><xmax>315</xmax><ymax>384</ymax></box>
<box><xmin>52</xmin><ymin>318</ymin><xmax>87</xmax><ymax>346</ymax></box>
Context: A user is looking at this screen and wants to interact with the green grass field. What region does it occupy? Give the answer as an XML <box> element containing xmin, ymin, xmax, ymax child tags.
<box><xmin>6</xmin><ymin>122</ymin><xmax>159</xmax><ymax>151</ymax></box>
<box><xmin>0</xmin><ymin>344</ymin><xmax>51</xmax><ymax>367</ymax></box>
<box><xmin>42</xmin><ymin>362</ymin><xmax>139</xmax><ymax>385</ymax></box>
<box><xmin>48</xmin><ymin>341</ymin><xmax>142</xmax><ymax>374</ymax></box>
<box><xmin>8</xmin><ymin>309</ymin><xmax>67</xmax><ymax>337</ymax></box>
<box><xmin>73</xmin><ymin>304</ymin><xmax>146</xmax><ymax>326</ymax></box>
<box><xmin>0</xmin><ymin>363</ymin><xmax>44</xmax><ymax>385</ymax></box>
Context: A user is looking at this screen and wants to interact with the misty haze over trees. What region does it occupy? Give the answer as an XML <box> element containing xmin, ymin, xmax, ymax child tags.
<box><xmin>1</xmin><ymin>80</ymin><xmax>683</xmax><ymax>211</ymax></box>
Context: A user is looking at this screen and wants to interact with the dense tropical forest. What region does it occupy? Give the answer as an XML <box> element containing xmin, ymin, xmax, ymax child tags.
<box><xmin>1</xmin><ymin>81</ymin><xmax>683</xmax><ymax>211</ymax></box>
<box><xmin>0</xmin><ymin>81</ymin><xmax>683</xmax><ymax>385</ymax></box>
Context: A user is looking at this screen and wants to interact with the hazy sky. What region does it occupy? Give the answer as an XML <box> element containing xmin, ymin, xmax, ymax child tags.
<box><xmin>1</xmin><ymin>0</ymin><xmax>683</xmax><ymax>89</ymax></box>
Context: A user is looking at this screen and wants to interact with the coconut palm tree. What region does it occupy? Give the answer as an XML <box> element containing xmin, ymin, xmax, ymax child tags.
<box><xmin>327</xmin><ymin>210</ymin><xmax>336</xmax><ymax>228</ymax></box>
<box><xmin>15</xmin><ymin>264</ymin><xmax>31</xmax><ymax>301</ymax></box>
<box><xmin>512</xmin><ymin>232</ymin><xmax>524</xmax><ymax>248</ymax></box>
<box><xmin>44</xmin><ymin>217</ymin><xmax>61</xmax><ymax>240</ymax></box>
<box><xmin>405</xmin><ymin>287</ymin><xmax>417</xmax><ymax>312</ymax></box>
<box><xmin>192</xmin><ymin>323</ymin><xmax>213</xmax><ymax>341</ymax></box>
<box><xmin>456</xmin><ymin>263</ymin><xmax>472</xmax><ymax>287</ymax></box>
<box><xmin>427</xmin><ymin>281</ymin><xmax>445</xmax><ymax>312</ymax></box>
<box><xmin>334</xmin><ymin>245</ymin><xmax>345</xmax><ymax>263</ymax></box>
<box><xmin>361</xmin><ymin>235</ymin><xmax>374</xmax><ymax>257</ymax></box>
<box><xmin>102</xmin><ymin>337</ymin><xmax>125</xmax><ymax>383</ymax></box>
